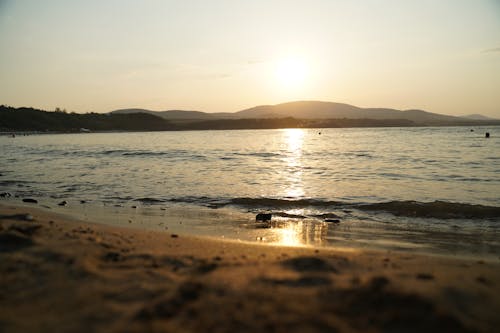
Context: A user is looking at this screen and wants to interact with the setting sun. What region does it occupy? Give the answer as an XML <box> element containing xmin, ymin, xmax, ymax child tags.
<box><xmin>275</xmin><ymin>57</ymin><xmax>308</xmax><ymax>89</ymax></box>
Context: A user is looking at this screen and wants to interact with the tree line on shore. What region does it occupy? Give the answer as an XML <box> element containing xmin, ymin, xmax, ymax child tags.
<box><xmin>1</xmin><ymin>105</ymin><xmax>496</xmax><ymax>133</ymax></box>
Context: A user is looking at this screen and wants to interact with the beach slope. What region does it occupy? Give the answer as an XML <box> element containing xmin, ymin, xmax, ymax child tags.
<box><xmin>1</xmin><ymin>204</ymin><xmax>499</xmax><ymax>333</ymax></box>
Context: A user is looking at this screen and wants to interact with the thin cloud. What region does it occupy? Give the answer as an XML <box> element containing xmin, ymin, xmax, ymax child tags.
<box><xmin>482</xmin><ymin>47</ymin><xmax>500</xmax><ymax>53</ymax></box>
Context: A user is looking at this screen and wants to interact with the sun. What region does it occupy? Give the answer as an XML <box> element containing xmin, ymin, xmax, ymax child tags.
<box><xmin>275</xmin><ymin>57</ymin><xmax>308</xmax><ymax>89</ymax></box>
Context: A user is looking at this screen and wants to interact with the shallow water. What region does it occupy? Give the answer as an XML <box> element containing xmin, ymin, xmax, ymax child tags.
<box><xmin>1</xmin><ymin>127</ymin><xmax>499</xmax><ymax>257</ymax></box>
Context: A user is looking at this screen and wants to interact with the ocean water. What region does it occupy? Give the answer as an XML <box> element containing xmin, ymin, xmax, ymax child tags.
<box><xmin>1</xmin><ymin>127</ymin><xmax>499</xmax><ymax>258</ymax></box>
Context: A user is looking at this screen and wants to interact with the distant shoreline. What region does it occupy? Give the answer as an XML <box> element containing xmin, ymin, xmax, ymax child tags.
<box><xmin>2</xmin><ymin>104</ymin><xmax>500</xmax><ymax>133</ymax></box>
<box><xmin>2</xmin><ymin>122</ymin><xmax>499</xmax><ymax>136</ymax></box>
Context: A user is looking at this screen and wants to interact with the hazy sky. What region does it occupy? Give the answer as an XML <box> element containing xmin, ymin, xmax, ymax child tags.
<box><xmin>1</xmin><ymin>0</ymin><xmax>499</xmax><ymax>117</ymax></box>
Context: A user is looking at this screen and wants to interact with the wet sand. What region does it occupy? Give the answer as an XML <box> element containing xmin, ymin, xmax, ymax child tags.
<box><xmin>1</xmin><ymin>203</ymin><xmax>499</xmax><ymax>333</ymax></box>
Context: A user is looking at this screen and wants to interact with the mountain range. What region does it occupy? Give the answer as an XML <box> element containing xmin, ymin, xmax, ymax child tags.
<box><xmin>111</xmin><ymin>101</ymin><xmax>498</xmax><ymax>125</ymax></box>
<box><xmin>2</xmin><ymin>101</ymin><xmax>499</xmax><ymax>133</ymax></box>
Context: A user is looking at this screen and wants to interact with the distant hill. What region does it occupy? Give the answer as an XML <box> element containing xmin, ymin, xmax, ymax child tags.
<box><xmin>461</xmin><ymin>114</ymin><xmax>498</xmax><ymax>121</ymax></box>
<box><xmin>111</xmin><ymin>101</ymin><xmax>499</xmax><ymax>126</ymax></box>
<box><xmin>0</xmin><ymin>106</ymin><xmax>175</xmax><ymax>132</ymax></box>
<box><xmin>111</xmin><ymin>108</ymin><xmax>215</xmax><ymax>120</ymax></box>
<box><xmin>2</xmin><ymin>102</ymin><xmax>499</xmax><ymax>133</ymax></box>
<box><xmin>234</xmin><ymin>101</ymin><xmax>466</xmax><ymax>124</ymax></box>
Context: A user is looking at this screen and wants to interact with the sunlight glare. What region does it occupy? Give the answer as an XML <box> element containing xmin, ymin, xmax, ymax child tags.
<box><xmin>275</xmin><ymin>57</ymin><xmax>308</xmax><ymax>89</ymax></box>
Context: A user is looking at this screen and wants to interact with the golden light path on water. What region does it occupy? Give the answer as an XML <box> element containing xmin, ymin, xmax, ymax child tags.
<box><xmin>283</xmin><ymin>128</ymin><xmax>305</xmax><ymax>199</ymax></box>
<box><xmin>273</xmin><ymin>129</ymin><xmax>326</xmax><ymax>247</ymax></box>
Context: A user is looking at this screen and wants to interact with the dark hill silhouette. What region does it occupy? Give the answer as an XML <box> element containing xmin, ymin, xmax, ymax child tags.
<box><xmin>111</xmin><ymin>100</ymin><xmax>496</xmax><ymax>126</ymax></box>
<box><xmin>234</xmin><ymin>101</ymin><xmax>466</xmax><ymax>123</ymax></box>
<box><xmin>0</xmin><ymin>106</ymin><xmax>176</xmax><ymax>132</ymax></box>
<box><xmin>2</xmin><ymin>102</ymin><xmax>499</xmax><ymax>132</ymax></box>
<box><xmin>462</xmin><ymin>114</ymin><xmax>498</xmax><ymax>121</ymax></box>
<box><xmin>112</xmin><ymin>108</ymin><xmax>215</xmax><ymax>120</ymax></box>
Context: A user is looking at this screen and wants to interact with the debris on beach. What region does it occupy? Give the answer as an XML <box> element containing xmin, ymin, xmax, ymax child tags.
<box><xmin>256</xmin><ymin>213</ymin><xmax>272</xmax><ymax>221</ymax></box>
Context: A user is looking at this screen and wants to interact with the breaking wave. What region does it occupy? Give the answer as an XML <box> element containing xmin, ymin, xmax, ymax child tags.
<box><xmin>164</xmin><ymin>197</ymin><xmax>500</xmax><ymax>219</ymax></box>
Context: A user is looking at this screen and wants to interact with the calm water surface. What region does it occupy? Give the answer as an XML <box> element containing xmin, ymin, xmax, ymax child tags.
<box><xmin>1</xmin><ymin>127</ymin><xmax>499</xmax><ymax>258</ymax></box>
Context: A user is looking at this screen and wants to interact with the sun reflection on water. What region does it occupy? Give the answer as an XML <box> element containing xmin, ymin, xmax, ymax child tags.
<box><xmin>282</xmin><ymin>129</ymin><xmax>305</xmax><ymax>198</ymax></box>
<box><xmin>268</xmin><ymin>219</ymin><xmax>329</xmax><ymax>247</ymax></box>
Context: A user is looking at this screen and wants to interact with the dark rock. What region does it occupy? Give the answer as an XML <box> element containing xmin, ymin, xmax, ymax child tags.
<box><xmin>22</xmin><ymin>198</ymin><xmax>38</xmax><ymax>204</ymax></box>
<box><xmin>256</xmin><ymin>213</ymin><xmax>272</xmax><ymax>221</ymax></box>
<box><xmin>80</xmin><ymin>200</ymin><xmax>86</xmax><ymax>204</ymax></box>
<box><xmin>0</xmin><ymin>192</ymin><xmax>11</xmax><ymax>198</ymax></box>
<box><xmin>58</xmin><ymin>200</ymin><xmax>67</xmax><ymax>206</ymax></box>
<box><xmin>485</xmin><ymin>132</ymin><xmax>490</xmax><ymax>138</ymax></box>
<box><xmin>171</xmin><ymin>234</ymin><xmax>179</xmax><ymax>238</ymax></box>
<box><xmin>325</xmin><ymin>219</ymin><xmax>341</xmax><ymax>223</ymax></box>
<box><xmin>313</xmin><ymin>213</ymin><xmax>340</xmax><ymax>219</ymax></box>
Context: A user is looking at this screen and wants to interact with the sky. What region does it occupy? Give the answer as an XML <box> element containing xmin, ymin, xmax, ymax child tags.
<box><xmin>1</xmin><ymin>0</ymin><xmax>499</xmax><ymax>117</ymax></box>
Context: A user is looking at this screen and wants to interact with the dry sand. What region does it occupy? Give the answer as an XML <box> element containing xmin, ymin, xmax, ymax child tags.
<box><xmin>1</xmin><ymin>203</ymin><xmax>499</xmax><ymax>333</ymax></box>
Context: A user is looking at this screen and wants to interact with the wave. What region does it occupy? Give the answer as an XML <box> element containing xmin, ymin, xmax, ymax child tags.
<box><xmin>164</xmin><ymin>197</ymin><xmax>500</xmax><ymax>219</ymax></box>
<box><xmin>225</xmin><ymin>197</ymin><xmax>344</xmax><ymax>208</ymax></box>
<box><xmin>357</xmin><ymin>200</ymin><xmax>500</xmax><ymax>219</ymax></box>
<box><xmin>133</xmin><ymin>197</ymin><xmax>167</xmax><ymax>204</ymax></box>
<box><xmin>233</xmin><ymin>152</ymin><xmax>282</xmax><ymax>158</ymax></box>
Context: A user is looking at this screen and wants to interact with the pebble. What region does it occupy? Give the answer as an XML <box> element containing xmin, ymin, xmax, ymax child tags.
<box><xmin>256</xmin><ymin>213</ymin><xmax>272</xmax><ymax>221</ymax></box>
<box><xmin>325</xmin><ymin>219</ymin><xmax>340</xmax><ymax>223</ymax></box>
<box><xmin>58</xmin><ymin>200</ymin><xmax>67</xmax><ymax>206</ymax></box>
<box><xmin>22</xmin><ymin>198</ymin><xmax>38</xmax><ymax>204</ymax></box>
<box><xmin>0</xmin><ymin>192</ymin><xmax>11</xmax><ymax>198</ymax></box>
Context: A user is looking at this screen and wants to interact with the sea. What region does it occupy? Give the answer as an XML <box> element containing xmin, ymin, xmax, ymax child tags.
<box><xmin>1</xmin><ymin>127</ymin><xmax>499</xmax><ymax>259</ymax></box>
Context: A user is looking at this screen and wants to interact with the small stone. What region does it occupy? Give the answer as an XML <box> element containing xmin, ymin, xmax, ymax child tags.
<box><xmin>80</xmin><ymin>200</ymin><xmax>86</xmax><ymax>204</ymax></box>
<box><xmin>325</xmin><ymin>219</ymin><xmax>340</xmax><ymax>223</ymax></box>
<box><xmin>256</xmin><ymin>213</ymin><xmax>272</xmax><ymax>221</ymax></box>
<box><xmin>22</xmin><ymin>198</ymin><xmax>38</xmax><ymax>204</ymax></box>
<box><xmin>171</xmin><ymin>234</ymin><xmax>179</xmax><ymax>238</ymax></box>
<box><xmin>58</xmin><ymin>200</ymin><xmax>67</xmax><ymax>206</ymax></box>
<box><xmin>0</xmin><ymin>192</ymin><xmax>11</xmax><ymax>198</ymax></box>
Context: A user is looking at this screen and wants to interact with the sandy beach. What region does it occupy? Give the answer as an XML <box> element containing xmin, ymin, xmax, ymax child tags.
<box><xmin>1</xmin><ymin>203</ymin><xmax>499</xmax><ymax>333</ymax></box>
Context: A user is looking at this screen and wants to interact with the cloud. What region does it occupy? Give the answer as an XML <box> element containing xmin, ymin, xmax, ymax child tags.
<box><xmin>482</xmin><ymin>47</ymin><xmax>500</xmax><ymax>53</ymax></box>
